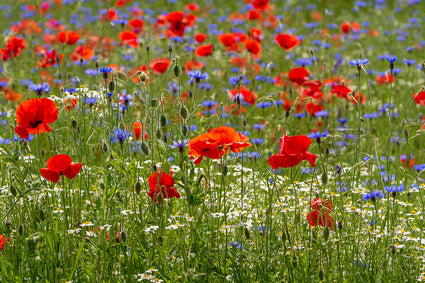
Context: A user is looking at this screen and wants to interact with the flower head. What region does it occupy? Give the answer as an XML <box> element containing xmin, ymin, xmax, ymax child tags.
<box><xmin>188</xmin><ymin>70</ymin><xmax>208</xmax><ymax>83</ymax></box>
<box><xmin>348</xmin><ymin>58</ymin><xmax>369</xmax><ymax>67</ymax></box>
<box><xmin>40</xmin><ymin>154</ymin><xmax>82</xmax><ymax>183</ymax></box>
<box><xmin>148</xmin><ymin>171</ymin><xmax>181</xmax><ymax>202</ymax></box>
<box><xmin>29</xmin><ymin>82</ymin><xmax>50</xmax><ymax>97</ymax></box>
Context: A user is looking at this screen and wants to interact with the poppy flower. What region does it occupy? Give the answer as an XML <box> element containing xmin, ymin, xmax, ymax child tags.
<box><xmin>288</xmin><ymin>67</ymin><xmax>309</xmax><ymax>85</ymax></box>
<box><xmin>133</xmin><ymin>121</ymin><xmax>147</xmax><ymax>140</ymax></box>
<box><xmin>185</xmin><ymin>60</ymin><xmax>205</xmax><ymax>72</ymax></box>
<box><xmin>252</xmin><ymin>0</ymin><xmax>269</xmax><ymax>10</ymax></box>
<box><xmin>188</xmin><ymin>126</ymin><xmax>251</xmax><ymax>164</ymax></box>
<box><xmin>228</xmin><ymin>86</ymin><xmax>257</xmax><ymax>105</ymax></box>
<box><xmin>128</xmin><ymin>19</ymin><xmax>144</xmax><ymax>33</ymax></box>
<box><xmin>57</xmin><ymin>30</ymin><xmax>81</xmax><ymax>45</ymax></box>
<box><xmin>246</xmin><ymin>9</ymin><xmax>262</xmax><ymax>20</ymax></box>
<box><xmin>185</xmin><ymin>2</ymin><xmax>199</xmax><ymax>12</ymax></box>
<box><xmin>40</xmin><ymin>154</ymin><xmax>82</xmax><ymax>183</ymax></box>
<box><xmin>118</xmin><ymin>31</ymin><xmax>138</xmax><ymax>48</ymax></box>
<box><xmin>340</xmin><ymin>22</ymin><xmax>351</xmax><ymax>34</ymax></box>
<box><xmin>148</xmin><ymin>171</ymin><xmax>181</xmax><ymax>202</ymax></box>
<box><xmin>307</xmin><ymin>198</ymin><xmax>333</xmax><ymax>228</ymax></box>
<box><xmin>149</xmin><ymin>58</ymin><xmax>170</xmax><ymax>74</ymax></box>
<box><xmin>70</xmin><ymin>45</ymin><xmax>94</xmax><ymax>61</ymax></box>
<box><xmin>194</xmin><ymin>44</ymin><xmax>213</xmax><ymax>57</ymax></box>
<box><xmin>244</xmin><ymin>39</ymin><xmax>261</xmax><ymax>56</ymax></box>
<box><xmin>268</xmin><ymin>135</ymin><xmax>317</xmax><ymax>169</ymax></box>
<box><xmin>194</xmin><ymin>33</ymin><xmax>207</xmax><ymax>43</ymax></box>
<box><xmin>250</xmin><ymin>28</ymin><xmax>263</xmax><ymax>42</ymax></box>
<box><xmin>275</xmin><ymin>33</ymin><xmax>299</xmax><ymax>51</ymax></box>
<box><xmin>166</xmin><ymin>11</ymin><xmax>186</xmax><ymax>36</ymax></box>
<box><xmin>15</xmin><ymin>98</ymin><xmax>58</xmax><ymax>139</ymax></box>
<box><xmin>218</xmin><ymin>33</ymin><xmax>236</xmax><ymax>47</ymax></box>
<box><xmin>413</xmin><ymin>91</ymin><xmax>425</xmax><ymax>106</ymax></box>
<box><xmin>0</xmin><ymin>234</ymin><xmax>10</xmax><ymax>252</ymax></box>
<box><xmin>376</xmin><ymin>73</ymin><xmax>395</xmax><ymax>85</ymax></box>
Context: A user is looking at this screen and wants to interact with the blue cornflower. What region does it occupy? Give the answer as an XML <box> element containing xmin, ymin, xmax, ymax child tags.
<box><xmin>256</xmin><ymin>102</ymin><xmax>272</xmax><ymax>109</ymax></box>
<box><xmin>29</xmin><ymin>82</ymin><xmax>50</xmax><ymax>97</ymax></box>
<box><xmin>228</xmin><ymin>241</ymin><xmax>244</xmax><ymax>250</ymax></box>
<box><xmin>110</xmin><ymin>129</ymin><xmax>129</xmax><ymax>144</ymax></box>
<box><xmin>386</xmin><ymin>55</ymin><xmax>397</xmax><ymax>63</ymax></box>
<box><xmin>315</xmin><ymin>111</ymin><xmax>329</xmax><ymax>117</ymax></box>
<box><xmin>86</xmin><ymin>97</ymin><xmax>98</xmax><ymax>105</ymax></box>
<box><xmin>85</xmin><ymin>69</ymin><xmax>97</xmax><ymax>76</ymax></box>
<box><xmin>362</xmin><ymin>190</ymin><xmax>384</xmax><ymax>201</ymax></box>
<box><xmin>384</xmin><ymin>184</ymin><xmax>404</xmax><ymax>194</ymax></box>
<box><xmin>201</xmin><ymin>100</ymin><xmax>217</xmax><ymax>108</ymax></box>
<box><xmin>338</xmin><ymin>118</ymin><xmax>348</xmax><ymax>124</ymax></box>
<box><xmin>99</xmin><ymin>66</ymin><xmax>112</xmax><ymax>73</ymax></box>
<box><xmin>169</xmin><ymin>139</ymin><xmax>189</xmax><ymax>149</ymax></box>
<box><xmin>251</xmin><ymin>138</ymin><xmax>265</xmax><ymax>145</ymax></box>
<box><xmin>253</xmin><ymin>123</ymin><xmax>266</xmax><ymax>130</ymax></box>
<box><xmin>348</xmin><ymin>58</ymin><xmax>369</xmax><ymax>67</ymax></box>
<box><xmin>307</xmin><ymin>130</ymin><xmax>328</xmax><ymax>139</ymax></box>
<box><xmin>402</xmin><ymin>59</ymin><xmax>416</xmax><ymax>66</ymax></box>
<box><xmin>188</xmin><ymin>70</ymin><xmax>208</xmax><ymax>83</ymax></box>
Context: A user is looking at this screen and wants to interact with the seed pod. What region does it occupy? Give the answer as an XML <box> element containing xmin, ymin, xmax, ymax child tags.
<box><xmin>244</xmin><ymin>227</ymin><xmax>250</xmax><ymax>240</ymax></box>
<box><xmin>390</xmin><ymin>245</ymin><xmax>396</xmax><ymax>255</ymax></box>
<box><xmin>150</xmin><ymin>99</ymin><xmax>157</xmax><ymax>108</ymax></box>
<box><xmin>18</xmin><ymin>224</ymin><xmax>24</xmax><ymax>236</ymax></box>
<box><xmin>38</xmin><ymin>208</ymin><xmax>45</xmax><ymax>221</ymax></box>
<box><xmin>108</xmin><ymin>80</ymin><xmax>115</xmax><ymax>93</ymax></box>
<box><xmin>6</xmin><ymin>220</ymin><xmax>11</xmax><ymax>228</ymax></box>
<box><xmin>338</xmin><ymin>220</ymin><xmax>343</xmax><ymax>230</ymax></box>
<box><xmin>157</xmin><ymin>193</ymin><xmax>164</xmax><ymax>207</ymax></box>
<box><xmin>160</xmin><ymin>114</ymin><xmax>167</xmax><ymax>128</ymax></box>
<box><xmin>141</xmin><ymin>142</ymin><xmax>150</xmax><ymax>156</ymax></box>
<box><xmin>10</xmin><ymin>184</ymin><xmax>17</xmax><ymax>197</ymax></box>
<box><xmin>71</xmin><ymin>117</ymin><xmax>78</xmax><ymax>129</ymax></box>
<box><xmin>139</xmin><ymin>72</ymin><xmax>148</xmax><ymax>82</ymax></box>
<box><xmin>180</xmin><ymin>106</ymin><xmax>188</xmax><ymax>120</ymax></box>
<box><xmin>323</xmin><ymin>226</ymin><xmax>330</xmax><ymax>242</ymax></box>
<box><xmin>223</xmin><ymin>165</ymin><xmax>228</xmax><ymax>176</ymax></box>
<box><xmin>79</xmin><ymin>58</ymin><xmax>85</xmax><ymax>64</ymax></box>
<box><xmin>156</xmin><ymin>129</ymin><xmax>162</xmax><ymax>140</ymax></box>
<box><xmin>121</xmin><ymin>231</ymin><xmax>127</xmax><ymax>242</ymax></box>
<box><xmin>182</xmin><ymin>125</ymin><xmax>189</xmax><ymax>137</ymax></box>
<box><xmin>134</xmin><ymin>180</ymin><xmax>142</xmax><ymax>194</ymax></box>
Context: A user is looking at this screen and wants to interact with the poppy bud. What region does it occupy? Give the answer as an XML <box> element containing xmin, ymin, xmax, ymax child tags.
<box><xmin>337</xmin><ymin>220</ymin><xmax>343</xmax><ymax>230</ymax></box>
<box><xmin>160</xmin><ymin>114</ymin><xmax>167</xmax><ymax>128</ymax></box>
<box><xmin>318</xmin><ymin>269</ymin><xmax>324</xmax><ymax>281</ymax></box>
<box><xmin>168</xmin><ymin>45</ymin><xmax>173</xmax><ymax>54</ymax></box>
<box><xmin>56</xmin><ymin>55</ymin><xmax>61</xmax><ymax>63</ymax></box>
<box><xmin>39</xmin><ymin>208</ymin><xmax>45</xmax><ymax>221</ymax></box>
<box><xmin>325</xmin><ymin>147</ymin><xmax>329</xmax><ymax>155</ymax></box>
<box><xmin>121</xmin><ymin>231</ymin><xmax>127</xmax><ymax>242</ymax></box>
<box><xmin>139</xmin><ymin>72</ymin><xmax>148</xmax><ymax>82</ymax></box>
<box><xmin>146</xmin><ymin>46</ymin><xmax>150</xmax><ymax>52</ymax></box>
<box><xmin>141</xmin><ymin>142</ymin><xmax>150</xmax><ymax>156</ymax></box>
<box><xmin>100</xmin><ymin>143</ymin><xmax>108</xmax><ymax>153</ymax></box>
<box><xmin>71</xmin><ymin>117</ymin><xmax>78</xmax><ymax>129</ymax></box>
<box><xmin>180</xmin><ymin>106</ymin><xmax>188</xmax><ymax>120</ymax></box>
<box><xmin>173</xmin><ymin>64</ymin><xmax>181</xmax><ymax>78</ymax></box>
<box><xmin>323</xmin><ymin>226</ymin><xmax>330</xmax><ymax>242</ymax></box>
<box><xmin>99</xmin><ymin>182</ymin><xmax>106</xmax><ymax>190</ymax></box>
<box><xmin>79</xmin><ymin>58</ymin><xmax>85</xmax><ymax>64</ymax></box>
<box><xmin>18</xmin><ymin>224</ymin><xmax>24</xmax><ymax>236</ymax></box>
<box><xmin>223</xmin><ymin>164</ymin><xmax>228</xmax><ymax>176</ymax></box>
<box><xmin>182</xmin><ymin>125</ymin><xmax>189</xmax><ymax>137</ymax></box>
<box><xmin>150</xmin><ymin>99</ymin><xmax>157</xmax><ymax>107</ymax></box>
<box><xmin>390</xmin><ymin>245</ymin><xmax>396</xmax><ymax>254</ymax></box>
<box><xmin>156</xmin><ymin>129</ymin><xmax>162</xmax><ymax>140</ymax></box>
<box><xmin>10</xmin><ymin>184</ymin><xmax>17</xmax><ymax>197</ymax></box>
<box><xmin>108</xmin><ymin>80</ymin><xmax>115</xmax><ymax>93</ymax></box>
<box><xmin>84</xmin><ymin>237</ymin><xmax>91</xmax><ymax>243</ymax></box>
<box><xmin>134</xmin><ymin>180</ymin><xmax>142</xmax><ymax>194</ymax></box>
<box><xmin>321</xmin><ymin>171</ymin><xmax>328</xmax><ymax>185</ymax></box>
<box><xmin>157</xmin><ymin>192</ymin><xmax>164</xmax><ymax>207</ymax></box>
<box><xmin>95</xmin><ymin>61</ymin><xmax>99</xmax><ymax>69</ymax></box>
<box><xmin>405</xmin><ymin>129</ymin><xmax>409</xmax><ymax>138</ymax></box>
<box><xmin>153</xmin><ymin>164</ymin><xmax>157</xmax><ymax>172</ymax></box>
<box><xmin>6</xmin><ymin>220</ymin><xmax>11</xmax><ymax>228</ymax></box>
<box><xmin>286</xmin><ymin>109</ymin><xmax>290</xmax><ymax>118</ymax></box>
<box><xmin>244</xmin><ymin>227</ymin><xmax>250</xmax><ymax>240</ymax></box>
<box><xmin>103</xmin><ymin>72</ymin><xmax>108</xmax><ymax>80</ymax></box>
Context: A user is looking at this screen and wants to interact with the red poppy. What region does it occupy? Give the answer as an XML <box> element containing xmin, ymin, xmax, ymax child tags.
<box><xmin>148</xmin><ymin>171</ymin><xmax>181</xmax><ymax>202</ymax></box>
<box><xmin>288</xmin><ymin>67</ymin><xmax>309</xmax><ymax>85</ymax></box>
<box><xmin>185</xmin><ymin>60</ymin><xmax>205</xmax><ymax>72</ymax></box>
<box><xmin>118</xmin><ymin>31</ymin><xmax>138</xmax><ymax>48</ymax></box>
<box><xmin>4</xmin><ymin>87</ymin><xmax>22</xmax><ymax>102</ymax></box>
<box><xmin>194</xmin><ymin>44</ymin><xmax>213</xmax><ymax>57</ymax></box>
<box><xmin>149</xmin><ymin>58</ymin><xmax>170</xmax><ymax>74</ymax></box>
<box><xmin>246</xmin><ymin>9</ymin><xmax>262</xmax><ymax>20</ymax></box>
<box><xmin>129</xmin><ymin>19</ymin><xmax>144</xmax><ymax>33</ymax></box>
<box><xmin>133</xmin><ymin>121</ymin><xmax>147</xmax><ymax>140</ymax></box>
<box><xmin>38</xmin><ymin>49</ymin><xmax>62</xmax><ymax>68</ymax></box>
<box><xmin>307</xmin><ymin>198</ymin><xmax>333</xmax><ymax>228</ymax></box>
<box><xmin>185</xmin><ymin>2</ymin><xmax>199</xmax><ymax>12</ymax></box>
<box><xmin>0</xmin><ymin>234</ymin><xmax>10</xmax><ymax>252</ymax></box>
<box><xmin>250</xmin><ymin>28</ymin><xmax>263</xmax><ymax>42</ymax></box>
<box><xmin>218</xmin><ymin>33</ymin><xmax>236</xmax><ymax>47</ymax></box>
<box><xmin>340</xmin><ymin>22</ymin><xmax>351</xmax><ymax>34</ymax></box>
<box><xmin>194</xmin><ymin>33</ymin><xmax>207</xmax><ymax>43</ymax></box>
<box><xmin>268</xmin><ymin>135</ymin><xmax>317</xmax><ymax>169</ymax></box>
<box><xmin>413</xmin><ymin>91</ymin><xmax>425</xmax><ymax>106</ymax></box>
<box><xmin>70</xmin><ymin>45</ymin><xmax>94</xmax><ymax>61</ymax></box>
<box><xmin>275</xmin><ymin>33</ymin><xmax>299</xmax><ymax>50</ymax></box>
<box><xmin>252</xmin><ymin>0</ymin><xmax>269</xmax><ymax>10</ymax></box>
<box><xmin>40</xmin><ymin>154</ymin><xmax>82</xmax><ymax>183</ymax></box>
<box><xmin>57</xmin><ymin>30</ymin><xmax>81</xmax><ymax>45</ymax></box>
<box><xmin>244</xmin><ymin>39</ymin><xmax>261</xmax><ymax>56</ymax></box>
<box><xmin>376</xmin><ymin>73</ymin><xmax>395</xmax><ymax>85</ymax></box>
<box><xmin>228</xmin><ymin>86</ymin><xmax>257</xmax><ymax>105</ymax></box>
<box><xmin>166</xmin><ymin>11</ymin><xmax>186</xmax><ymax>36</ymax></box>
<box><xmin>303</xmin><ymin>80</ymin><xmax>324</xmax><ymax>100</ymax></box>
<box><xmin>188</xmin><ymin>126</ymin><xmax>251</xmax><ymax>164</ymax></box>
<box><xmin>15</xmin><ymin>98</ymin><xmax>58</xmax><ymax>139</ymax></box>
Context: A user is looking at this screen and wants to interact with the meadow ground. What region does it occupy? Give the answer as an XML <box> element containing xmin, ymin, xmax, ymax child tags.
<box><xmin>1</xmin><ymin>0</ymin><xmax>425</xmax><ymax>282</ymax></box>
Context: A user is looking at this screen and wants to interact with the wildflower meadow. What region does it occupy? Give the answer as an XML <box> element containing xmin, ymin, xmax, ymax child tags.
<box><xmin>1</xmin><ymin>0</ymin><xmax>425</xmax><ymax>281</ymax></box>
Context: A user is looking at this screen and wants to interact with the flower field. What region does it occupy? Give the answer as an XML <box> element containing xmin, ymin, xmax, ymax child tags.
<box><xmin>1</xmin><ymin>0</ymin><xmax>425</xmax><ymax>281</ymax></box>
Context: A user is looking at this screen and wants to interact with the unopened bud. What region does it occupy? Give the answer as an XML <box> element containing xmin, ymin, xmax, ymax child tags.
<box><xmin>134</xmin><ymin>180</ymin><xmax>142</xmax><ymax>194</ymax></box>
<box><xmin>108</xmin><ymin>80</ymin><xmax>115</xmax><ymax>93</ymax></box>
<box><xmin>156</xmin><ymin>129</ymin><xmax>162</xmax><ymax>140</ymax></box>
<box><xmin>160</xmin><ymin>114</ymin><xmax>167</xmax><ymax>128</ymax></box>
<box><xmin>18</xmin><ymin>224</ymin><xmax>24</xmax><ymax>236</ymax></box>
<box><xmin>323</xmin><ymin>226</ymin><xmax>330</xmax><ymax>242</ymax></box>
<box><xmin>150</xmin><ymin>99</ymin><xmax>157</xmax><ymax>108</ymax></box>
<box><xmin>121</xmin><ymin>231</ymin><xmax>127</xmax><ymax>242</ymax></box>
<box><xmin>141</xmin><ymin>142</ymin><xmax>150</xmax><ymax>156</ymax></box>
<box><xmin>173</xmin><ymin>64</ymin><xmax>181</xmax><ymax>78</ymax></box>
<box><xmin>244</xmin><ymin>227</ymin><xmax>250</xmax><ymax>240</ymax></box>
<box><xmin>180</xmin><ymin>106</ymin><xmax>188</xmax><ymax>120</ymax></box>
<box><xmin>182</xmin><ymin>125</ymin><xmax>189</xmax><ymax>137</ymax></box>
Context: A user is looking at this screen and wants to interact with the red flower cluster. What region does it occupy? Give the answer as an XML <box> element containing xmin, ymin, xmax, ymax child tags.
<box><xmin>0</xmin><ymin>36</ymin><xmax>26</xmax><ymax>61</ymax></box>
<box><xmin>268</xmin><ymin>135</ymin><xmax>317</xmax><ymax>169</ymax></box>
<box><xmin>148</xmin><ymin>171</ymin><xmax>181</xmax><ymax>202</ymax></box>
<box><xmin>307</xmin><ymin>198</ymin><xmax>334</xmax><ymax>228</ymax></box>
<box><xmin>0</xmin><ymin>234</ymin><xmax>10</xmax><ymax>252</ymax></box>
<box><xmin>40</xmin><ymin>154</ymin><xmax>82</xmax><ymax>183</ymax></box>
<box><xmin>188</xmin><ymin>126</ymin><xmax>251</xmax><ymax>165</ymax></box>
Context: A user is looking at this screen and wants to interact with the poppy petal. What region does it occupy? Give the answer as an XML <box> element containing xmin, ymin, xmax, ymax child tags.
<box><xmin>267</xmin><ymin>154</ymin><xmax>302</xmax><ymax>169</ymax></box>
<box><xmin>40</xmin><ymin>168</ymin><xmax>61</xmax><ymax>183</ymax></box>
<box><xmin>279</xmin><ymin>135</ymin><xmax>312</xmax><ymax>155</ymax></box>
<box><xmin>304</xmin><ymin>152</ymin><xmax>318</xmax><ymax>167</ymax></box>
<box><xmin>46</xmin><ymin>154</ymin><xmax>72</xmax><ymax>172</ymax></box>
<box><xmin>14</xmin><ymin>125</ymin><xmax>29</xmax><ymax>139</ymax></box>
<box><xmin>63</xmin><ymin>163</ymin><xmax>82</xmax><ymax>180</ymax></box>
